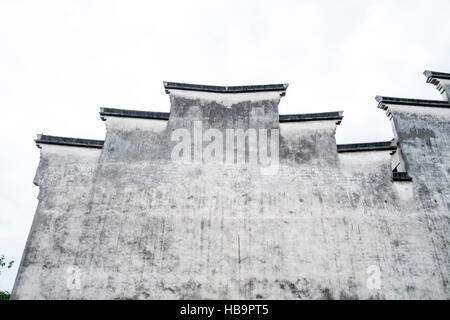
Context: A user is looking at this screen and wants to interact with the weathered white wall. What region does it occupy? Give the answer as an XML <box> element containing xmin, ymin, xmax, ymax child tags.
<box><xmin>12</xmin><ymin>90</ymin><xmax>450</xmax><ymax>300</ymax></box>
<box><xmin>12</xmin><ymin>145</ymin><xmax>102</xmax><ymax>298</ymax></box>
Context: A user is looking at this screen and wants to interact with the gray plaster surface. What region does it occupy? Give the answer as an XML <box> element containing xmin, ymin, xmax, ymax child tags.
<box><xmin>12</xmin><ymin>83</ymin><xmax>450</xmax><ymax>300</ymax></box>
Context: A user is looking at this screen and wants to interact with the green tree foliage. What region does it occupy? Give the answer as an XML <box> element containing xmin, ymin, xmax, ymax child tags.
<box><xmin>0</xmin><ymin>255</ymin><xmax>14</xmax><ymax>273</ymax></box>
<box><xmin>0</xmin><ymin>255</ymin><xmax>14</xmax><ymax>300</ymax></box>
<box><xmin>0</xmin><ymin>291</ymin><xmax>10</xmax><ymax>300</ymax></box>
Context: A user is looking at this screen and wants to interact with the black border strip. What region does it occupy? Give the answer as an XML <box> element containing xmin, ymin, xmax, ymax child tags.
<box><xmin>279</xmin><ymin>111</ymin><xmax>343</xmax><ymax>123</ymax></box>
<box><xmin>424</xmin><ymin>70</ymin><xmax>450</xmax><ymax>81</ymax></box>
<box><xmin>164</xmin><ymin>82</ymin><xmax>289</xmax><ymax>94</ymax></box>
<box><xmin>100</xmin><ymin>108</ymin><xmax>170</xmax><ymax>120</ymax></box>
<box><xmin>35</xmin><ymin>134</ymin><xmax>104</xmax><ymax>149</ymax></box>
<box><xmin>376</xmin><ymin>96</ymin><xmax>449</xmax><ymax>109</ymax></box>
<box><xmin>337</xmin><ymin>141</ymin><xmax>396</xmax><ymax>153</ymax></box>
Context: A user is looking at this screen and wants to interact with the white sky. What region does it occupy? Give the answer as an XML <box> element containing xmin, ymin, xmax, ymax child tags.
<box><xmin>1</xmin><ymin>0</ymin><xmax>449</xmax><ymax>292</ymax></box>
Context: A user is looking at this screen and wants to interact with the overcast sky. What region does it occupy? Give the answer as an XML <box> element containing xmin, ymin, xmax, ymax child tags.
<box><xmin>1</xmin><ymin>0</ymin><xmax>449</xmax><ymax>292</ymax></box>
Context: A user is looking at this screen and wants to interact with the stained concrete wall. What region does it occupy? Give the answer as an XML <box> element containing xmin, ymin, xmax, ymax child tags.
<box><xmin>12</xmin><ymin>145</ymin><xmax>101</xmax><ymax>298</ymax></box>
<box><xmin>12</xmin><ymin>86</ymin><xmax>450</xmax><ymax>300</ymax></box>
